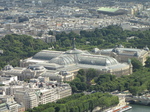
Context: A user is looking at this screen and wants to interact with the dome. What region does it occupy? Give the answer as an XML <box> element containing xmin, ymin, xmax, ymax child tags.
<box><xmin>134</xmin><ymin>52</ymin><xmax>140</xmax><ymax>57</ymax></box>
<box><xmin>92</xmin><ymin>48</ymin><xmax>100</xmax><ymax>53</ymax></box>
<box><xmin>65</xmin><ymin>48</ymin><xmax>89</xmax><ymax>54</ymax></box>
<box><xmin>49</xmin><ymin>55</ymin><xmax>75</xmax><ymax>65</ymax></box>
<box><xmin>65</xmin><ymin>48</ymin><xmax>90</xmax><ymax>54</ymax></box>
<box><xmin>144</xmin><ymin>45</ymin><xmax>149</xmax><ymax>51</ymax></box>
<box><xmin>119</xmin><ymin>44</ymin><xmax>124</xmax><ymax>48</ymax></box>
<box><xmin>59</xmin><ymin>71</ymin><xmax>70</xmax><ymax>76</ymax></box>
<box><xmin>105</xmin><ymin>57</ymin><xmax>118</xmax><ymax>65</ymax></box>
<box><xmin>3</xmin><ymin>64</ymin><xmax>13</xmax><ymax>70</ymax></box>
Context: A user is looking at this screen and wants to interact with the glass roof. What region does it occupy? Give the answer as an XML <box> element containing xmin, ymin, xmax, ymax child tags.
<box><xmin>33</xmin><ymin>50</ymin><xmax>63</xmax><ymax>60</ymax></box>
<box><xmin>78</xmin><ymin>54</ymin><xmax>118</xmax><ymax>66</ymax></box>
<box><xmin>49</xmin><ymin>55</ymin><xmax>75</xmax><ymax>65</ymax></box>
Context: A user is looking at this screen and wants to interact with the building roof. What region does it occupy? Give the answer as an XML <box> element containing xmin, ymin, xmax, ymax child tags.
<box><xmin>49</xmin><ymin>54</ymin><xmax>75</xmax><ymax>65</ymax></box>
<box><xmin>27</xmin><ymin>65</ymin><xmax>45</xmax><ymax>70</ymax></box>
<box><xmin>78</xmin><ymin>54</ymin><xmax>118</xmax><ymax>66</ymax></box>
<box><xmin>100</xmin><ymin>47</ymin><xmax>148</xmax><ymax>57</ymax></box>
<box><xmin>65</xmin><ymin>48</ymin><xmax>89</xmax><ymax>54</ymax></box>
<box><xmin>0</xmin><ymin>103</ymin><xmax>8</xmax><ymax>111</ymax></box>
<box><xmin>20</xmin><ymin>44</ymin><xmax>131</xmax><ymax>75</ymax></box>
<box><xmin>77</xmin><ymin>63</ymin><xmax>129</xmax><ymax>71</ymax></box>
<box><xmin>97</xmin><ymin>7</ymin><xmax>119</xmax><ymax>13</ymax></box>
<box><xmin>33</xmin><ymin>50</ymin><xmax>64</xmax><ymax>60</ymax></box>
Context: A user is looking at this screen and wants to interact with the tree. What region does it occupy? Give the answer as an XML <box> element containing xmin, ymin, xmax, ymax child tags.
<box><xmin>78</xmin><ymin>69</ymin><xmax>86</xmax><ymax>76</ymax></box>
<box><xmin>76</xmin><ymin>82</ymin><xmax>87</xmax><ymax>91</ymax></box>
<box><xmin>131</xmin><ymin>58</ymin><xmax>143</xmax><ymax>72</ymax></box>
<box><xmin>145</xmin><ymin>57</ymin><xmax>150</xmax><ymax>67</ymax></box>
<box><xmin>0</xmin><ymin>84</ymin><xmax>5</xmax><ymax>86</ymax></box>
<box><xmin>129</xmin><ymin>86</ymin><xmax>139</xmax><ymax>96</ymax></box>
<box><xmin>95</xmin><ymin>74</ymin><xmax>115</xmax><ymax>85</ymax></box>
<box><xmin>0</xmin><ymin>34</ymin><xmax>50</xmax><ymax>68</ymax></box>
<box><xmin>48</xmin><ymin>30</ymin><xmax>53</xmax><ymax>35</ymax></box>
<box><xmin>146</xmin><ymin>81</ymin><xmax>150</xmax><ymax>90</ymax></box>
<box><xmin>42</xmin><ymin>107</ymin><xmax>55</xmax><ymax>112</ymax></box>
<box><xmin>86</xmin><ymin>68</ymin><xmax>98</xmax><ymax>83</ymax></box>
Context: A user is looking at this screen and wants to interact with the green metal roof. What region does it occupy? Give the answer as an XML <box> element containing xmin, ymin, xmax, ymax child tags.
<box><xmin>97</xmin><ymin>7</ymin><xmax>119</xmax><ymax>12</ymax></box>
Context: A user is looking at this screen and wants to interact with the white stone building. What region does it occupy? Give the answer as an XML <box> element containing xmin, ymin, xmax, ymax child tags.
<box><xmin>20</xmin><ymin>46</ymin><xmax>133</xmax><ymax>77</ymax></box>
<box><xmin>0</xmin><ymin>75</ymin><xmax>18</xmax><ymax>85</ymax></box>
<box><xmin>94</xmin><ymin>45</ymin><xmax>149</xmax><ymax>66</ymax></box>
<box><xmin>0</xmin><ymin>81</ymin><xmax>72</xmax><ymax>110</ymax></box>
<box><xmin>14</xmin><ymin>90</ymin><xmax>38</xmax><ymax>110</ymax></box>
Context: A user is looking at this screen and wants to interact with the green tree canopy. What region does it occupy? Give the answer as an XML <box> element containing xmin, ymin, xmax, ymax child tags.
<box><xmin>0</xmin><ymin>34</ymin><xmax>50</xmax><ymax>69</ymax></box>
<box><xmin>145</xmin><ymin>57</ymin><xmax>150</xmax><ymax>67</ymax></box>
<box><xmin>131</xmin><ymin>58</ymin><xmax>143</xmax><ymax>72</ymax></box>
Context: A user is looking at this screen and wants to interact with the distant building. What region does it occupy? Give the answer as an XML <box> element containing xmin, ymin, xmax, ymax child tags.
<box><xmin>97</xmin><ymin>7</ymin><xmax>127</xmax><ymax>16</ymax></box>
<box><xmin>44</xmin><ymin>35</ymin><xmax>56</xmax><ymax>43</ymax></box>
<box><xmin>35</xmin><ymin>34</ymin><xmax>56</xmax><ymax>43</ymax></box>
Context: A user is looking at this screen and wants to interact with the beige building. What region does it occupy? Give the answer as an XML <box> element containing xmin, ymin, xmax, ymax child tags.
<box><xmin>13</xmin><ymin>83</ymin><xmax>71</xmax><ymax>110</ymax></box>
<box><xmin>0</xmin><ymin>103</ymin><xmax>9</xmax><ymax>112</ymax></box>
<box><xmin>0</xmin><ymin>81</ymin><xmax>72</xmax><ymax>110</ymax></box>
<box><xmin>14</xmin><ymin>90</ymin><xmax>39</xmax><ymax>110</ymax></box>
<box><xmin>36</xmin><ymin>83</ymin><xmax>72</xmax><ymax>104</ymax></box>
<box><xmin>0</xmin><ymin>95</ymin><xmax>24</xmax><ymax>112</ymax></box>
<box><xmin>0</xmin><ymin>85</ymin><xmax>26</xmax><ymax>96</ymax></box>
<box><xmin>0</xmin><ymin>75</ymin><xmax>18</xmax><ymax>85</ymax></box>
<box><xmin>42</xmin><ymin>70</ymin><xmax>75</xmax><ymax>82</ymax></box>
<box><xmin>0</xmin><ymin>64</ymin><xmax>75</xmax><ymax>82</ymax></box>
<box><xmin>57</xmin><ymin>84</ymin><xmax>72</xmax><ymax>99</ymax></box>
<box><xmin>37</xmin><ymin>88</ymin><xmax>58</xmax><ymax>104</ymax></box>
<box><xmin>93</xmin><ymin>45</ymin><xmax>149</xmax><ymax>66</ymax></box>
<box><xmin>20</xmin><ymin>46</ymin><xmax>133</xmax><ymax>77</ymax></box>
<box><xmin>0</xmin><ymin>65</ymin><xmax>46</xmax><ymax>81</ymax></box>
